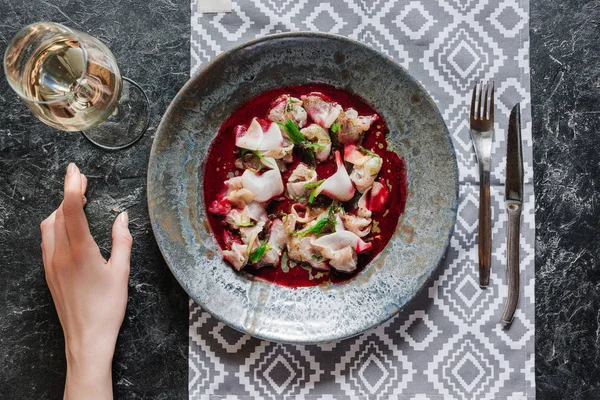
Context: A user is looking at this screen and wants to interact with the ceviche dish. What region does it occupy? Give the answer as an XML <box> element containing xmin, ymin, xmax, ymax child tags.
<box><xmin>204</xmin><ymin>84</ymin><xmax>407</xmax><ymax>287</ymax></box>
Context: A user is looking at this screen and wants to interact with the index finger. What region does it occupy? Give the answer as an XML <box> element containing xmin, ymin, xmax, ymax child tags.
<box><xmin>62</xmin><ymin>163</ymin><xmax>94</xmax><ymax>246</ymax></box>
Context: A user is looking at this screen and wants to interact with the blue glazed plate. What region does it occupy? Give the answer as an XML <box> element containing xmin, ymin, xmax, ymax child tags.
<box><xmin>148</xmin><ymin>32</ymin><xmax>458</xmax><ymax>344</ymax></box>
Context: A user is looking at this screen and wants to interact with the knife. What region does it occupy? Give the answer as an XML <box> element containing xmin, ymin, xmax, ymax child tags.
<box><xmin>501</xmin><ymin>103</ymin><xmax>523</xmax><ymax>327</ymax></box>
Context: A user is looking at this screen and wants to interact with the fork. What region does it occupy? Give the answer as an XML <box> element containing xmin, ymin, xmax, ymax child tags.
<box><xmin>470</xmin><ymin>81</ymin><xmax>494</xmax><ymax>288</ymax></box>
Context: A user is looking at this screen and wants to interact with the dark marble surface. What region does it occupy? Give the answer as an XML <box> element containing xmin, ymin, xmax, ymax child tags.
<box><xmin>0</xmin><ymin>0</ymin><xmax>190</xmax><ymax>399</ymax></box>
<box><xmin>531</xmin><ymin>0</ymin><xmax>600</xmax><ymax>398</ymax></box>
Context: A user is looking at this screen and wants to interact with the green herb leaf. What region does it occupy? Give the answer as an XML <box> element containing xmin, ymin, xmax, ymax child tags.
<box><xmin>236</xmin><ymin>221</ymin><xmax>256</xmax><ymax>227</ymax></box>
<box><xmin>305</xmin><ymin>180</ymin><xmax>325</xmax><ymax>204</ymax></box>
<box><xmin>240</xmin><ymin>148</ymin><xmax>252</xmax><ymax>158</ymax></box>
<box><xmin>359</xmin><ymin>146</ymin><xmax>380</xmax><ymax>158</ymax></box>
<box><xmin>255</xmin><ymin>152</ymin><xmax>278</xmax><ymax>169</ymax></box>
<box><xmin>303</xmin><ymin>179</ymin><xmax>325</xmax><ymax>189</ymax></box>
<box><xmin>249</xmin><ymin>240</ymin><xmax>271</xmax><ymax>263</ymax></box>
<box><xmin>304</xmin><ymin>142</ymin><xmax>327</xmax><ymax>151</ymax></box>
<box><xmin>278</xmin><ymin>120</ymin><xmax>320</xmax><ymax>166</ymax></box>
<box><xmin>330</xmin><ymin>121</ymin><xmax>341</xmax><ymax>133</ymax></box>
<box><xmin>278</xmin><ymin>120</ymin><xmax>305</xmax><ymax>145</ymax></box>
<box><xmin>287</xmin><ymin>120</ymin><xmax>306</xmax><ymax>144</ymax></box>
<box><xmin>297</xmin><ymin>218</ymin><xmax>329</xmax><ymax>239</ymax></box>
<box><xmin>241</xmin><ymin>149</ymin><xmax>277</xmax><ymax>170</ymax></box>
<box><xmin>297</xmin><ymin>204</ymin><xmax>338</xmax><ymax>237</ymax></box>
<box><xmin>308</xmin><ymin>187</ymin><xmax>319</xmax><ymax>204</ymax></box>
<box><xmin>239</xmin><ymin>149</ymin><xmax>263</xmax><ymax>172</ymax></box>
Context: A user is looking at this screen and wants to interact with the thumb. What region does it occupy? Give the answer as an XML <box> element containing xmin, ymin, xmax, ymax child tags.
<box><xmin>110</xmin><ymin>211</ymin><xmax>132</xmax><ymax>271</ymax></box>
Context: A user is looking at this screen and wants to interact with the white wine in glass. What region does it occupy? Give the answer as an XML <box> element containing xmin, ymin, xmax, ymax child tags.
<box><xmin>4</xmin><ymin>22</ymin><xmax>149</xmax><ymax>150</ymax></box>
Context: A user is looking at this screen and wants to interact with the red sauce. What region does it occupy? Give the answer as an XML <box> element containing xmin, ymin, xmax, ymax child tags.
<box><xmin>203</xmin><ymin>84</ymin><xmax>407</xmax><ymax>288</ymax></box>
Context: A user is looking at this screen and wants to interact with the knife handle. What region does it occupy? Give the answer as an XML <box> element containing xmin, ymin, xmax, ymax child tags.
<box><xmin>478</xmin><ymin>170</ymin><xmax>492</xmax><ymax>287</ymax></box>
<box><xmin>501</xmin><ymin>202</ymin><xmax>521</xmax><ymax>327</ymax></box>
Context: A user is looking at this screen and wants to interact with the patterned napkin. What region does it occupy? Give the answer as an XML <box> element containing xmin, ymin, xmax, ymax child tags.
<box><xmin>198</xmin><ymin>0</ymin><xmax>231</xmax><ymax>13</ymax></box>
<box><xmin>189</xmin><ymin>0</ymin><xmax>535</xmax><ymax>398</ymax></box>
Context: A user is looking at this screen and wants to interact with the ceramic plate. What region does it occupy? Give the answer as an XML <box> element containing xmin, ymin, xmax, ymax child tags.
<box><xmin>148</xmin><ymin>32</ymin><xmax>458</xmax><ymax>344</ymax></box>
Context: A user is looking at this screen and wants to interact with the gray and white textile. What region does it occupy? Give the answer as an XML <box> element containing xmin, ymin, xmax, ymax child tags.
<box><xmin>189</xmin><ymin>0</ymin><xmax>535</xmax><ymax>398</ymax></box>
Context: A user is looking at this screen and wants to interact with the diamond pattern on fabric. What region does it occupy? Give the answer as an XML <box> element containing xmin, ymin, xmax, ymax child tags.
<box><xmin>427</xmin><ymin>332</ymin><xmax>511</xmax><ymax>399</ymax></box>
<box><xmin>395</xmin><ymin>1</ymin><xmax>436</xmax><ymax>40</ymax></box>
<box><xmin>335</xmin><ymin>332</ymin><xmax>414</xmax><ymax>399</ymax></box>
<box><xmin>190</xmin><ymin>0</ymin><xmax>535</xmax><ymax>398</ymax></box>
<box><xmin>237</xmin><ymin>342</ymin><xmax>323</xmax><ymax>399</ymax></box>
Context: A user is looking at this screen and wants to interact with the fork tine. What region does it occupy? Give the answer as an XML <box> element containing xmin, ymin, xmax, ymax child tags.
<box><xmin>477</xmin><ymin>82</ymin><xmax>483</xmax><ymax>120</ymax></box>
<box><xmin>483</xmin><ymin>82</ymin><xmax>489</xmax><ymax>120</ymax></box>
<box><xmin>489</xmin><ymin>81</ymin><xmax>495</xmax><ymax>120</ymax></box>
<box><xmin>470</xmin><ymin>83</ymin><xmax>477</xmax><ymax>120</ymax></box>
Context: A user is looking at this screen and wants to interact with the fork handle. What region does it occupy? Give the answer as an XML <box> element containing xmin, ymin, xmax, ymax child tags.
<box><xmin>478</xmin><ymin>168</ymin><xmax>491</xmax><ymax>287</ymax></box>
<box><xmin>501</xmin><ymin>202</ymin><xmax>521</xmax><ymax>327</ymax></box>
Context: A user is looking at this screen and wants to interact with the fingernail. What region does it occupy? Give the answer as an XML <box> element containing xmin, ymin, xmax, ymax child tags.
<box><xmin>67</xmin><ymin>163</ymin><xmax>76</xmax><ymax>176</ymax></box>
<box><xmin>120</xmin><ymin>211</ymin><xmax>129</xmax><ymax>227</ymax></box>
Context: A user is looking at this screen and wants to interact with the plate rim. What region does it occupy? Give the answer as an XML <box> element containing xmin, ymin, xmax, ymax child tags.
<box><xmin>148</xmin><ymin>31</ymin><xmax>459</xmax><ymax>344</ymax></box>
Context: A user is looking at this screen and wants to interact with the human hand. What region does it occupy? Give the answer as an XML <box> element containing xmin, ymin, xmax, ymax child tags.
<box><xmin>40</xmin><ymin>163</ymin><xmax>132</xmax><ymax>400</ymax></box>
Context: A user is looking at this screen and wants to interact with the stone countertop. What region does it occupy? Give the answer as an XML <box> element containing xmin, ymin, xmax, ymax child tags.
<box><xmin>531</xmin><ymin>0</ymin><xmax>600</xmax><ymax>398</ymax></box>
<box><xmin>0</xmin><ymin>0</ymin><xmax>599</xmax><ymax>398</ymax></box>
<box><xmin>0</xmin><ymin>1</ymin><xmax>190</xmax><ymax>399</ymax></box>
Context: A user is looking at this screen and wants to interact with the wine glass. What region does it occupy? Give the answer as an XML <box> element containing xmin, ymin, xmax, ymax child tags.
<box><xmin>3</xmin><ymin>22</ymin><xmax>150</xmax><ymax>150</ymax></box>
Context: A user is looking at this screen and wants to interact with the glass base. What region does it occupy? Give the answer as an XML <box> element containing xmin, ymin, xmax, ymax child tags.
<box><xmin>82</xmin><ymin>77</ymin><xmax>150</xmax><ymax>150</ymax></box>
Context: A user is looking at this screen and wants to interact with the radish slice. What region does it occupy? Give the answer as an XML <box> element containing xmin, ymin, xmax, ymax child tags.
<box><xmin>317</xmin><ymin>151</ymin><xmax>355</xmax><ymax>201</ymax></box>
<box><xmin>334</xmin><ymin>214</ymin><xmax>345</xmax><ymax>232</ymax></box>
<box><xmin>357</xmin><ymin>188</ymin><xmax>370</xmax><ymax>217</ymax></box>
<box><xmin>241</xmin><ymin>168</ymin><xmax>284</xmax><ymax>202</ymax></box>
<box><xmin>300</xmin><ymin>92</ymin><xmax>342</xmax><ymax>129</ymax></box>
<box><xmin>356</xmin><ymin>238</ymin><xmax>373</xmax><ymax>253</ymax></box>
<box><xmin>260</xmin><ymin>123</ymin><xmax>284</xmax><ymax>150</ymax></box>
<box><xmin>235</xmin><ymin>119</ymin><xmax>263</xmax><ymax>150</ymax></box>
<box><xmin>235</xmin><ymin>118</ymin><xmax>284</xmax><ymax>151</ymax></box>
<box><xmin>344</xmin><ymin>144</ymin><xmax>369</xmax><ymax>165</ymax></box>
<box><xmin>357</xmin><ymin>181</ymin><xmax>389</xmax><ymax>216</ymax></box>
<box><xmin>369</xmin><ymin>181</ymin><xmax>389</xmax><ymax>212</ymax></box>
<box><xmin>312</xmin><ymin>230</ymin><xmax>372</xmax><ymax>253</ymax></box>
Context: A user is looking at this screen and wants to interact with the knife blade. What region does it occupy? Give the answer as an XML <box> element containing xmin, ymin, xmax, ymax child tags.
<box><xmin>505</xmin><ymin>104</ymin><xmax>523</xmax><ymax>203</ymax></box>
<box><xmin>501</xmin><ymin>103</ymin><xmax>523</xmax><ymax>327</ymax></box>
